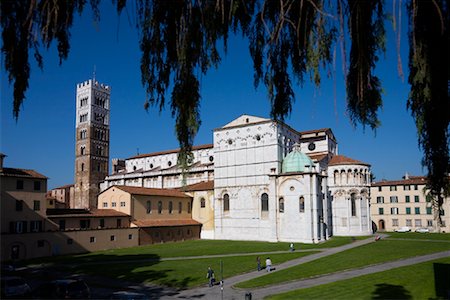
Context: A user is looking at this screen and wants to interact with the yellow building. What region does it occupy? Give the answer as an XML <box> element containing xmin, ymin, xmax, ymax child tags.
<box><xmin>98</xmin><ymin>185</ymin><xmax>202</xmax><ymax>244</ymax></box>
<box><xmin>370</xmin><ymin>175</ymin><xmax>449</xmax><ymax>233</ymax></box>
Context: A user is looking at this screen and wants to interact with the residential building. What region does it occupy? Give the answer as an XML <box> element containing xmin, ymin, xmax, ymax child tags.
<box><xmin>47</xmin><ymin>184</ymin><xmax>74</xmax><ymax>208</ymax></box>
<box><xmin>74</xmin><ymin>79</ymin><xmax>111</xmax><ymax>209</ymax></box>
<box><xmin>370</xmin><ymin>175</ymin><xmax>450</xmax><ymax>232</ymax></box>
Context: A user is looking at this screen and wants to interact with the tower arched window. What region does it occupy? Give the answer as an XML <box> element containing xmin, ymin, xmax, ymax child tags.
<box><xmin>200</xmin><ymin>198</ymin><xmax>206</xmax><ymax>208</ymax></box>
<box><xmin>80</xmin><ymin>146</ymin><xmax>85</xmax><ymax>155</ymax></box>
<box><xmin>81</xmin><ymin>163</ymin><xmax>84</xmax><ymax>171</ymax></box>
<box><xmin>299</xmin><ymin>196</ymin><xmax>305</xmax><ymax>213</ymax></box>
<box><xmin>351</xmin><ymin>193</ymin><xmax>357</xmax><ymax>216</ymax></box>
<box><xmin>261</xmin><ymin>193</ymin><xmax>269</xmax><ymax>212</ymax></box>
<box><xmin>279</xmin><ymin>198</ymin><xmax>284</xmax><ymax>213</ymax></box>
<box><xmin>223</xmin><ymin>194</ymin><xmax>230</xmax><ymax>212</ymax></box>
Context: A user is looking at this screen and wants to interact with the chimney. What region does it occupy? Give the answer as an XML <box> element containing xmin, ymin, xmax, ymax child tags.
<box><xmin>403</xmin><ymin>172</ymin><xmax>409</xmax><ymax>180</ymax></box>
<box><xmin>0</xmin><ymin>153</ymin><xmax>6</xmax><ymax>171</ymax></box>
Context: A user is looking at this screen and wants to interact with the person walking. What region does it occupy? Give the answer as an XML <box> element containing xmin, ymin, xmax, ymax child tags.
<box><xmin>265</xmin><ymin>257</ymin><xmax>272</xmax><ymax>272</ymax></box>
<box><xmin>289</xmin><ymin>243</ymin><xmax>295</xmax><ymax>252</ymax></box>
<box><xmin>206</xmin><ymin>266</ymin><xmax>215</xmax><ymax>287</ymax></box>
<box><xmin>256</xmin><ymin>256</ymin><xmax>261</xmax><ymax>271</ymax></box>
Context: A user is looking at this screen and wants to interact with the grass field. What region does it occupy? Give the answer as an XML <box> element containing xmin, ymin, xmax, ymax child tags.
<box><xmin>236</xmin><ymin>238</ymin><xmax>450</xmax><ymax>288</ymax></box>
<box><xmin>385</xmin><ymin>232</ymin><xmax>450</xmax><ymax>241</ymax></box>
<box><xmin>266</xmin><ymin>256</ymin><xmax>450</xmax><ymax>299</ymax></box>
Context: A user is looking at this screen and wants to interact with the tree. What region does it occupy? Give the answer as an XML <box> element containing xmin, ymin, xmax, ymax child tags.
<box><xmin>1</xmin><ymin>0</ymin><xmax>448</xmax><ymax>206</ymax></box>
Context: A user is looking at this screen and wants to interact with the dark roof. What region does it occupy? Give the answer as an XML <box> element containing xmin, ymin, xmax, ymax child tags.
<box><xmin>0</xmin><ymin>167</ymin><xmax>47</xmax><ymax>179</ymax></box>
<box><xmin>128</xmin><ymin>144</ymin><xmax>213</xmax><ymax>159</ymax></box>
<box><xmin>109</xmin><ymin>185</ymin><xmax>191</xmax><ymax>198</ymax></box>
<box><xmin>133</xmin><ymin>219</ymin><xmax>201</xmax><ymax>227</ymax></box>
<box><xmin>372</xmin><ymin>176</ymin><xmax>427</xmax><ymax>187</ymax></box>
<box><xmin>53</xmin><ymin>183</ymin><xmax>74</xmax><ymax>190</ymax></box>
<box><xmin>47</xmin><ymin>208</ymin><xmax>129</xmax><ymax>218</ymax></box>
<box><xmin>328</xmin><ymin>155</ymin><xmax>370</xmax><ymax>166</ymax></box>
<box><xmin>179</xmin><ymin>181</ymin><xmax>214</xmax><ymax>192</ymax></box>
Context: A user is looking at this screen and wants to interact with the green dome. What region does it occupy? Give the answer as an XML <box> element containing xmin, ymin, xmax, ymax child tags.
<box><xmin>282</xmin><ymin>144</ymin><xmax>314</xmax><ymax>173</ymax></box>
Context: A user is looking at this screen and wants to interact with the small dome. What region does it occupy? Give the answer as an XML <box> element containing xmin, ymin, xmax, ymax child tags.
<box><xmin>282</xmin><ymin>144</ymin><xmax>314</xmax><ymax>173</ymax></box>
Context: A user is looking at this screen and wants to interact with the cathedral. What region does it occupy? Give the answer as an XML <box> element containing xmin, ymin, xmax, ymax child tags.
<box><xmin>101</xmin><ymin>114</ymin><xmax>372</xmax><ymax>243</ymax></box>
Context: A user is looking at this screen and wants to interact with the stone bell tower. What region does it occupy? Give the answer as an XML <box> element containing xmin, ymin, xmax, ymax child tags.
<box><xmin>73</xmin><ymin>79</ymin><xmax>110</xmax><ymax>209</ymax></box>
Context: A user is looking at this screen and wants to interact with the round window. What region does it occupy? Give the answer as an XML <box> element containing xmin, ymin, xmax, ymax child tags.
<box><xmin>228</xmin><ymin>139</ymin><xmax>233</xmax><ymax>145</ymax></box>
<box><xmin>168</xmin><ymin>161</ymin><xmax>172</xmax><ymax>167</ymax></box>
<box><xmin>256</xmin><ymin>135</ymin><xmax>261</xmax><ymax>141</ymax></box>
<box><xmin>209</xmin><ymin>156</ymin><xmax>214</xmax><ymax>162</ymax></box>
<box><xmin>308</xmin><ymin>142</ymin><xmax>316</xmax><ymax>151</ymax></box>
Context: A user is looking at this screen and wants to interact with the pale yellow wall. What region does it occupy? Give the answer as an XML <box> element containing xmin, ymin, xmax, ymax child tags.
<box><xmin>97</xmin><ymin>187</ymin><xmax>132</xmax><ymax>215</ymax></box>
<box><xmin>132</xmin><ymin>195</ymin><xmax>192</xmax><ymax>220</ymax></box>
<box><xmin>190</xmin><ymin>190</ymin><xmax>215</xmax><ymax>231</ymax></box>
<box><xmin>370</xmin><ymin>183</ymin><xmax>450</xmax><ymax>233</ymax></box>
<box><xmin>1</xmin><ymin>228</ymin><xmax>139</xmax><ymax>261</ymax></box>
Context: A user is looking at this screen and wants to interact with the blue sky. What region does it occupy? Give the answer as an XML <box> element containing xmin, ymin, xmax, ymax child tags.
<box><xmin>1</xmin><ymin>2</ymin><xmax>424</xmax><ymax>189</ymax></box>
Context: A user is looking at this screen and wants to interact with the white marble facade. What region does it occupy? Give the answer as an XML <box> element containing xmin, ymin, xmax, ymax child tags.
<box><xmin>102</xmin><ymin>115</ymin><xmax>372</xmax><ymax>243</ymax></box>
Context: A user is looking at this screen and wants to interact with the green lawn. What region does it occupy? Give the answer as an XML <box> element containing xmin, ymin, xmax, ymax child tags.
<box><xmin>70</xmin><ymin>251</ymin><xmax>316</xmax><ymax>288</ymax></box>
<box><xmin>266</xmin><ymin>256</ymin><xmax>450</xmax><ymax>299</ymax></box>
<box><xmin>236</xmin><ymin>239</ymin><xmax>450</xmax><ymax>288</ymax></box>
<box><xmin>385</xmin><ymin>232</ymin><xmax>450</xmax><ymax>241</ymax></box>
<box><xmin>23</xmin><ymin>236</ymin><xmax>365</xmax><ymax>266</ymax></box>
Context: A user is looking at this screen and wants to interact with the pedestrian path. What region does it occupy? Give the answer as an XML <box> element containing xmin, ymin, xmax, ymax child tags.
<box><xmin>164</xmin><ymin>236</ymin><xmax>384</xmax><ymax>299</ymax></box>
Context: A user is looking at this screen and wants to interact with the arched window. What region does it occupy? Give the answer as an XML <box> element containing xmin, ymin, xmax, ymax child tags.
<box><xmin>80</xmin><ymin>146</ymin><xmax>85</xmax><ymax>155</ymax></box>
<box><xmin>223</xmin><ymin>194</ymin><xmax>230</xmax><ymax>212</ymax></box>
<box><xmin>81</xmin><ymin>163</ymin><xmax>84</xmax><ymax>171</ymax></box>
<box><xmin>334</xmin><ymin>170</ymin><xmax>339</xmax><ymax>185</ymax></box>
<box><xmin>351</xmin><ymin>193</ymin><xmax>357</xmax><ymax>216</ymax></box>
<box><xmin>178</xmin><ymin>202</ymin><xmax>182</xmax><ymax>214</ymax></box>
<box><xmin>200</xmin><ymin>198</ymin><xmax>206</xmax><ymax>208</ymax></box>
<box><xmin>187</xmin><ymin>201</ymin><xmax>192</xmax><ymax>213</ymax></box>
<box><xmin>158</xmin><ymin>201</ymin><xmax>162</xmax><ymax>214</ymax></box>
<box><xmin>299</xmin><ymin>196</ymin><xmax>305</xmax><ymax>212</ymax></box>
<box><xmin>261</xmin><ymin>193</ymin><xmax>269</xmax><ymax>212</ymax></box>
<box><xmin>146</xmin><ymin>201</ymin><xmax>151</xmax><ymax>214</ymax></box>
<box><xmin>169</xmin><ymin>201</ymin><xmax>173</xmax><ymax>214</ymax></box>
<box><xmin>279</xmin><ymin>198</ymin><xmax>284</xmax><ymax>213</ymax></box>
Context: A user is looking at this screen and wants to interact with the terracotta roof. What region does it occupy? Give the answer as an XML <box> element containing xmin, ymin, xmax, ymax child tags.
<box><xmin>299</xmin><ymin>128</ymin><xmax>331</xmax><ymax>135</ymax></box>
<box><xmin>328</xmin><ymin>155</ymin><xmax>370</xmax><ymax>166</ymax></box>
<box><xmin>53</xmin><ymin>183</ymin><xmax>74</xmax><ymax>190</ymax></box>
<box><xmin>179</xmin><ymin>181</ymin><xmax>214</xmax><ymax>192</ymax></box>
<box><xmin>372</xmin><ymin>176</ymin><xmax>427</xmax><ymax>187</ymax></box>
<box><xmin>133</xmin><ymin>219</ymin><xmax>201</xmax><ymax>227</ymax></box>
<box><xmin>129</xmin><ymin>144</ymin><xmax>213</xmax><ymax>159</ymax></box>
<box><xmin>309</xmin><ymin>153</ymin><xmax>328</xmax><ymax>162</ymax></box>
<box><xmin>0</xmin><ymin>167</ymin><xmax>47</xmax><ymax>179</ymax></box>
<box><xmin>111</xmin><ymin>185</ymin><xmax>191</xmax><ymax>198</ymax></box>
<box><xmin>47</xmin><ymin>208</ymin><xmax>129</xmax><ymax>218</ymax></box>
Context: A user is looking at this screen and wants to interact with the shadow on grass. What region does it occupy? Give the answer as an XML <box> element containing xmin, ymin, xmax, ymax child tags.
<box><xmin>371</xmin><ymin>283</ymin><xmax>412</xmax><ymax>299</ymax></box>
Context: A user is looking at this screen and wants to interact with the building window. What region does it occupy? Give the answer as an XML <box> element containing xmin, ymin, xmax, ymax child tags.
<box><xmin>59</xmin><ymin>219</ymin><xmax>66</xmax><ymax>231</ymax></box>
<box><xmin>200</xmin><ymin>198</ymin><xmax>206</xmax><ymax>208</ymax></box>
<box><xmin>37</xmin><ymin>240</ymin><xmax>45</xmax><ymax>247</ymax></box>
<box><xmin>90</xmin><ymin>237</ymin><xmax>96</xmax><ymax>243</ymax></box>
<box><xmin>279</xmin><ymin>198</ymin><xmax>284</xmax><ymax>213</ymax></box>
<box><xmin>120</xmin><ymin>201</ymin><xmax>126</xmax><ymax>207</ymax></box>
<box><xmin>34</xmin><ymin>181</ymin><xmax>41</xmax><ymax>191</ymax></box>
<box><xmin>261</xmin><ymin>193</ymin><xmax>269</xmax><ymax>212</ymax></box>
<box><xmin>188</xmin><ymin>201</ymin><xmax>192</xmax><ymax>213</ymax></box>
<box><xmin>414</xmin><ymin>195</ymin><xmax>419</xmax><ymax>203</ymax></box>
<box><xmin>376</xmin><ymin>196</ymin><xmax>384</xmax><ymax>203</ymax></box>
<box><xmin>80</xmin><ymin>146</ymin><xmax>86</xmax><ymax>155</ymax></box>
<box><xmin>128</xmin><ymin>234</ymin><xmax>133</xmax><ymax>240</ymax></box>
<box><xmin>392</xmin><ymin>219</ymin><xmax>399</xmax><ymax>227</ymax></box>
<box><xmin>16</xmin><ymin>180</ymin><xmax>24</xmax><ymax>190</ymax></box>
<box><xmin>223</xmin><ymin>194</ymin><xmax>230</xmax><ymax>212</ymax></box>
<box><xmin>390</xmin><ymin>186</ymin><xmax>397</xmax><ymax>191</ymax></box>
<box><xmin>168</xmin><ymin>161</ymin><xmax>172</xmax><ymax>167</ymax></box>
<box><xmin>49</xmin><ymin>200</ymin><xmax>54</xmax><ymax>206</ymax></box>
<box><xmin>146</xmin><ymin>201</ymin><xmax>152</xmax><ymax>214</ymax></box>
<box><xmin>187</xmin><ymin>229</ymin><xmax>192</xmax><ymax>235</ymax></box>
<box><xmin>81</xmin><ymin>163</ymin><xmax>85</xmax><ymax>171</ymax></box>
<box><xmin>30</xmin><ymin>220</ymin><xmax>43</xmax><ymax>232</ymax></box>
<box><xmin>390</xmin><ymin>196</ymin><xmax>398</xmax><ymax>203</ymax></box>
<box><xmin>209</xmin><ymin>156</ymin><xmax>214</xmax><ymax>162</ymax></box>
<box><xmin>110</xmin><ymin>235</ymin><xmax>116</xmax><ymax>241</ymax></box>
<box><xmin>406</xmin><ymin>219</ymin><xmax>412</xmax><ymax>227</ymax></box>
<box><xmin>117</xmin><ymin>219</ymin><xmax>122</xmax><ymax>228</ymax></box>
<box><xmin>33</xmin><ymin>200</ymin><xmax>40</xmax><ymax>211</ymax></box>
<box><xmin>103</xmin><ymin>202</ymin><xmax>108</xmax><ymax>208</ymax></box>
<box><xmin>178</xmin><ymin>202</ymin><xmax>182</xmax><ymax>214</ymax></box>
<box><xmin>415</xmin><ymin>219</ymin><xmax>422</xmax><ymax>227</ymax></box>
<box><xmin>405</xmin><ymin>196</ymin><xmax>410</xmax><ymax>203</ymax></box>
<box><xmin>112</xmin><ymin>202</ymin><xmax>116</xmax><ymax>207</ymax></box>
<box><xmin>414</xmin><ymin>185</ymin><xmax>418</xmax><ymax>190</ymax></box>
<box><xmin>406</xmin><ymin>207</ymin><xmax>411</xmax><ymax>215</ymax></box>
<box><xmin>415</xmin><ymin>207</ymin><xmax>420</xmax><ymax>214</ymax></box>
<box><xmin>350</xmin><ymin>194</ymin><xmax>356</xmax><ymax>217</ymax></box>
<box><xmin>80</xmin><ymin>220</ymin><xmax>90</xmax><ymax>229</ymax></box>
<box><xmin>427</xmin><ymin>220</ymin><xmax>433</xmax><ymax>227</ymax></box>
<box><xmin>15</xmin><ymin>200</ymin><xmax>23</xmax><ymax>211</ymax></box>
<box><xmin>99</xmin><ymin>219</ymin><xmax>105</xmax><ymax>228</ymax></box>
<box><xmin>67</xmin><ymin>238</ymin><xmax>73</xmax><ymax>245</ymax></box>
<box><xmin>404</xmin><ymin>185</ymin><xmax>410</xmax><ymax>191</ymax></box>
<box><xmin>378</xmin><ymin>208</ymin><xmax>384</xmax><ymax>215</ymax></box>
<box><xmin>378</xmin><ymin>186</ymin><xmax>382</xmax><ymax>192</ymax></box>
<box><xmin>391</xmin><ymin>207</ymin><xmax>399</xmax><ymax>215</ymax></box>
<box><xmin>158</xmin><ymin>201</ymin><xmax>163</xmax><ymax>214</ymax></box>
<box><xmin>299</xmin><ymin>197</ymin><xmax>305</xmax><ymax>213</ymax></box>
<box><xmin>169</xmin><ymin>201</ymin><xmax>173</xmax><ymax>214</ymax></box>
<box><xmin>426</xmin><ymin>207</ymin><xmax>432</xmax><ymax>215</ymax></box>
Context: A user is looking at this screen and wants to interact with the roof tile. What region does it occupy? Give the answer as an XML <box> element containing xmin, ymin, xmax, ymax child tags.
<box><xmin>329</xmin><ymin>155</ymin><xmax>370</xmax><ymax>166</ymax></box>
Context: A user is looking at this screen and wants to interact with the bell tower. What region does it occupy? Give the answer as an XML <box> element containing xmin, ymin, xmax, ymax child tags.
<box><xmin>73</xmin><ymin>79</ymin><xmax>110</xmax><ymax>209</ymax></box>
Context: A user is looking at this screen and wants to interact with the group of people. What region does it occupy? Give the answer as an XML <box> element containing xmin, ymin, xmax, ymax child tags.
<box><xmin>207</xmin><ymin>243</ymin><xmax>297</xmax><ymax>286</ymax></box>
